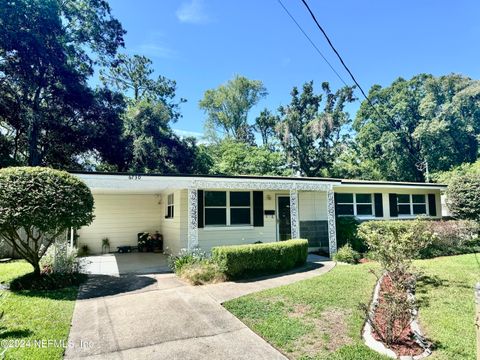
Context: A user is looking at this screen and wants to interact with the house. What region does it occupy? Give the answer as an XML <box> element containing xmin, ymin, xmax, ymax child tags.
<box><xmin>72</xmin><ymin>172</ymin><xmax>447</xmax><ymax>256</ymax></box>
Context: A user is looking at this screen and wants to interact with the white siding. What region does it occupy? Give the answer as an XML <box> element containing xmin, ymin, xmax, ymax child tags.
<box><xmin>78</xmin><ymin>194</ymin><xmax>162</xmax><ymax>254</ymax></box>
<box><xmin>159</xmin><ymin>190</ymin><xmax>187</xmax><ymax>255</ymax></box>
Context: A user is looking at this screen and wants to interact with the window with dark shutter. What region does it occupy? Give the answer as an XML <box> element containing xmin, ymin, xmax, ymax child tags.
<box><xmin>253</xmin><ymin>191</ymin><xmax>264</xmax><ymax>227</ymax></box>
<box><xmin>389</xmin><ymin>193</ymin><xmax>398</xmax><ymax>217</ymax></box>
<box><xmin>374</xmin><ymin>193</ymin><xmax>383</xmax><ymax>217</ymax></box>
<box><xmin>428</xmin><ymin>194</ymin><xmax>437</xmax><ymax>216</ymax></box>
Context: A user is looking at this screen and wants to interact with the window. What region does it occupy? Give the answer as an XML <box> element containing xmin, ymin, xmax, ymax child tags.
<box><xmin>397</xmin><ymin>194</ymin><xmax>427</xmax><ymax>216</ymax></box>
<box><xmin>337</xmin><ymin>193</ymin><xmax>374</xmax><ymax>217</ymax></box>
<box><xmin>204</xmin><ymin>191</ymin><xmax>251</xmax><ymax>226</ymax></box>
<box><xmin>165</xmin><ymin>193</ymin><xmax>174</xmax><ymax>219</ymax></box>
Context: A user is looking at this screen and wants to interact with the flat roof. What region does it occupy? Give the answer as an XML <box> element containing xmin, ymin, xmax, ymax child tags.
<box><xmin>70</xmin><ymin>171</ymin><xmax>447</xmax><ymax>188</ymax></box>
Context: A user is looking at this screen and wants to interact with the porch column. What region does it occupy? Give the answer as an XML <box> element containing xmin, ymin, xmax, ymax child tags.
<box><xmin>326</xmin><ymin>189</ymin><xmax>337</xmax><ymax>256</ymax></box>
<box><xmin>289</xmin><ymin>189</ymin><xmax>299</xmax><ymax>239</ymax></box>
<box><xmin>187</xmin><ymin>187</ymin><xmax>199</xmax><ymax>250</ymax></box>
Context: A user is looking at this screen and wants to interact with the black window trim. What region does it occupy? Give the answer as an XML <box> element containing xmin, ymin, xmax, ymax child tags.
<box><xmin>336</xmin><ymin>193</ymin><xmax>375</xmax><ymax>218</ymax></box>
<box><xmin>397</xmin><ymin>194</ymin><xmax>429</xmax><ymax>217</ymax></box>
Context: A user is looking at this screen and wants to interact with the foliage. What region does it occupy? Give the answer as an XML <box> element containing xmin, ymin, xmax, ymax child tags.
<box><xmin>0</xmin><ymin>0</ymin><xmax>126</xmax><ymax>168</ymax></box>
<box><xmin>9</xmin><ymin>272</ymin><xmax>87</xmax><ymax>291</ymax></box>
<box><xmin>211</xmin><ymin>239</ymin><xmax>308</xmax><ymax>279</ymax></box>
<box><xmin>102</xmin><ymin>237</ymin><xmax>110</xmax><ymax>253</ymax></box>
<box><xmin>333</xmin><ymin>244</ymin><xmax>361</xmax><ymax>264</ymax></box>
<box><xmin>206</xmin><ymin>139</ymin><xmax>291</xmax><ymax>176</ymax></box>
<box><xmin>419</xmin><ymin>220</ymin><xmax>480</xmax><ymax>258</ymax></box>
<box><xmin>78</xmin><ymin>245</ymin><xmax>90</xmax><ymax>257</ymax></box>
<box><xmin>254</xmin><ymin>109</ymin><xmax>278</xmax><ymax>149</ymax></box>
<box><xmin>336</xmin><ymin>216</ymin><xmax>366</xmax><ymax>252</ymax></box>
<box><xmin>354</xmin><ymin>74</ymin><xmax>480</xmax><ymax>181</ymax></box>
<box><xmin>200</xmin><ymin>75</ymin><xmax>267</xmax><ymax>143</ymax></box>
<box><xmin>446</xmin><ymin>174</ymin><xmax>480</xmax><ymax>221</ymax></box>
<box><xmin>123</xmin><ymin>100</ymin><xmax>206</xmax><ymax>173</ymax></box>
<box><xmin>178</xmin><ymin>261</ymin><xmax>226</xmax><ymax>285</ymax></box>
<box><xmin>101</xmin><ymin>53</ymin><xmax>185</xmax><ymax>114</ymax></box>
<box><xmin>40</xmin><ymin>243</ymin><xmax>80</xmax><ymax>275</ymax></box>
<box><xmin>358</xmin><ymin>220</ymin><xmax>433</xmax><ymax>279</ymax></box>
<box><xmin>0</xmin><ymin>167</ymin><xmax>94</xmax><ymax>276</ymax></box>
<box><xmin>168</xmin><ymin>247</ymin><xmax>209</xmax><ymax>273</ymax></box>
<box><xmin>275</xmin><ymin>81</ymin><xmax>356</xmax><ymax>177</ymax></box>
<box><xmin>432</xmin><ymin>158</ymin><xmax>480</xmax><ymax>184</ymax></box>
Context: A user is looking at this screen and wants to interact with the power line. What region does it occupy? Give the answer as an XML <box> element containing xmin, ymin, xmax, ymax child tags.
<box><xmin>298</xmin><ymin>0</ymin><xmax>425</xmax><ymax>167</ymax></box>
<box><xmin>276</xmin><ymin>0</ymin><xmax>349</xmax><ymax>88</ymax></box>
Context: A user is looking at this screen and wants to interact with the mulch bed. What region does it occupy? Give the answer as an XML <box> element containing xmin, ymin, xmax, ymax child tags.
<box><xmin>371</xmin><ymin>275</ymin><xmax>424</xmax><ymax>357</ymax></box>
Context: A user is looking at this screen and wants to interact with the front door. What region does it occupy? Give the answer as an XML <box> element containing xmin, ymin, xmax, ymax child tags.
<box><xmin>277</xmin><ymin>195</ymin><xmax>291</xmax><ymax>241</ymax></box>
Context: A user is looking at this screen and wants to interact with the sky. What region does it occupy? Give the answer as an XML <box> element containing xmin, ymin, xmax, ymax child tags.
<box><xmin>106</xmin><ymin>0</ymin><xmax>480</xmax><ymax>138</ymax></box>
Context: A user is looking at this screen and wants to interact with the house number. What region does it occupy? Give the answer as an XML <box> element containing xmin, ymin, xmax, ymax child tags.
<box><xmin>128</xmin><ymin>175</ymin><xmax>142</xmax><ymax>180</ymax></box>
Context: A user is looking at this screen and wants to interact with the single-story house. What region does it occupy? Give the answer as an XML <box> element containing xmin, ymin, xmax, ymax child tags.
<box><xmin>72</xmin><ymin>172</ymin><xmax>447</xmax><ymax>256</ymax></box>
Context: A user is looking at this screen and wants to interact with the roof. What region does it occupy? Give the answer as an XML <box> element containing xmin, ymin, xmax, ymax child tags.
<box><xmin>70</xmin><ymin>171</ymin><xmax>447</xmax><ymax>189</ymax></box>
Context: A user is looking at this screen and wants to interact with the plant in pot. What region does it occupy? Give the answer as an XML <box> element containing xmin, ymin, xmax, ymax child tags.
<box><xmin>151</xmin><ymin>231</ymin><xmax>163</xmax><ymax>253</ymax></box>
<box><xmin>138</xmin><ymin>232</ymin><xmax>149</xmax><ymax>252</ymax></box>
<box><xmin>101</xmin><ymin>237</ymin><xmax>110</xmax><ymax>254</ymax></box>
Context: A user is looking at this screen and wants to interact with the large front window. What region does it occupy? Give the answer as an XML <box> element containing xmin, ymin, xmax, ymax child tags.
<box><xmin>337</xmin><ymin>193</ymin><xmax>373</xmax><ymax>217</ymax></box>
<box><xmin>398</xmin><ymin>194</ymin><xmax>427</xmax><ymax>216</ymax></box>
<box><xmin>204</xmin><ymin>191</ymin><xmax>252</xmax><ymax>226</ymax></box>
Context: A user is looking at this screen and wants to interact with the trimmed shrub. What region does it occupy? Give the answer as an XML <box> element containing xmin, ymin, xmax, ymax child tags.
<box><xmin>211</xmin><ymin>239</ymin><xmax>308</xmax><ymax>279</ymax></box>
<box><xmin>336</xmin><ymin>216</ymin><xmax>366</xmax><ymax>253</ymax></box>
<box><xmin>0</xmin><ymin>167</ymin><xmax>94</xmax><ymax>276</ymax></box>
<box><xmin>179</xmin><ymin>261</ymin><xmax>226</xmax><ymax>285</ymax></box>
<box><xmin>419</xmin><ymin>220</ymin><xmax>480</xmax><ymax>258</ymax></box>
<box><xmin>333</xmin><ymin>244</ymin><xmax>361</xmax><ymax>264</ymax></box>
<box><xmin>446</xmin><ymin>174</ymin><xmax>480</xmax><ymax>220</ymax></box>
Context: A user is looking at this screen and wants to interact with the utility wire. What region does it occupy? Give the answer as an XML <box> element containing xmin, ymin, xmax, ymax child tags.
<box><xmin>298</xmin><ymin>0</ymin><xmax>425</xmax><ymax>166</ymax></box>
<box><xmin>277</xmin><ymin>0</ymin><xmax>349</xmax><ymax>88</ymax></box>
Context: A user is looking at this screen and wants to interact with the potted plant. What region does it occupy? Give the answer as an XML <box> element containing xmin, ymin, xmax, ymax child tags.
<box><xmin>138</xmin><ymin>232</ymin><xmax>149</xmax><ymax>252</ymax></box>
<box><xmin>101</xmin><ymin>237</ymin><xmax>110</xmax><ymax>254</ymax></box>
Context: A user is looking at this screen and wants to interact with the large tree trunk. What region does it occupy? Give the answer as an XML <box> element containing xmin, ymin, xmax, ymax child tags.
<box><xmin>27</xmin><ymin>116</ymin><xmax>40</xmax><ymax>166</ymax></box>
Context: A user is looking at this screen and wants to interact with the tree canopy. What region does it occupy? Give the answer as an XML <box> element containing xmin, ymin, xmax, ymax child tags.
<box><xmin>199</xmin><ymin>75</ymin><xmax>267</xmax><ymax>143</ymax></box>
<box><xmin>0</xmin><ymin>0</ymin><xmax>125</xmax><ymax>168</ymax></box>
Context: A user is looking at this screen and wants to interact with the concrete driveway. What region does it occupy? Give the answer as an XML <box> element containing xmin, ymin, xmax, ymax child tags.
<box><xmin>80</xmin><ymin>253</ymin><xmax>170</xmax><ymax>276</ymax></box>
<box><xmin>65</xmin><ymin>255</ymin><xmax>334</xmax><ymax>360</ymax></box>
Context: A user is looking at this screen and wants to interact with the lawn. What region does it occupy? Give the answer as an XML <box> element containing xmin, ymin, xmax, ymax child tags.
<box><xmin>224</xmin><ymin>254</ymin><xmax>479</xmax><ymax>360</ymax></box>
<box><xmin>0</xmin><ymin>260</ymin><xmax>79</xmax><ymax>360</ymax></box>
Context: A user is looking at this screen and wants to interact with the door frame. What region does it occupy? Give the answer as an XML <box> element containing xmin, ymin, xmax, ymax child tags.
<box><xmin>276</xmin><ymin>194</ymin><xmax>290</xmax><ymax>242</ymax></box>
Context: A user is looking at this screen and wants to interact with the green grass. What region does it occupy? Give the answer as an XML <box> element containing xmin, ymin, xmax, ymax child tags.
<box><xmin>0</xmin><ymin>260</ymin><xmax>79</xmax><ymax>360</ymax></box>
<box><xmin>415</xmin><ymin>254</ymin><xmax>479</xmax><ymax>360</ymax></box>
<box><xmin>224</xmin><ymin>254</ymin><xmax>479</xmax><ymax>360</ymax></box>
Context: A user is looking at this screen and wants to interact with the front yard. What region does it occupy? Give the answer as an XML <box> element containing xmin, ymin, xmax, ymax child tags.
<box><xmin>224</xmin><ymin>254</ymin><xmax>479</xmax><ymax>360</ymax></box>
<box><xmin>0</xmin><ymin>261</ymin><xmax>78</xmax><ymax>360</ymax></box>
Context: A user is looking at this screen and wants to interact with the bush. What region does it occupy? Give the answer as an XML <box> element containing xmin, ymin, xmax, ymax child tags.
<box><xmin>211</xmin><ymin>239</ymin><xmax>308</xmax><ymax>279</ymax></box>
<box><xmin>0</xmin><ymin>167</ymin><xmax>94</xmax><ymax>276</ymax></box>
<box><xmin>168</xmin><ymin>247</ymin><xmax>208</xmax><ymax>273</ymax></box>
<box><xmin>336</xmin><ymin>216</ymin><xmax>366</xmax><ymax>252</ymax></box>
<box><xmin>41</xmin><ymin>242</ymin><xmax>79</xmax><ymax>275</ymax></box>
<box><xmin>446</xmin><ymin>174</ymin><xmax>480</xmax><ymax>221</ymax></box>
<box><xmin>419</xmin><ymin>220</ymin><xmax>480</xmax><ymax>258</ymax></box>
<box><xmin>178</xmin><ymin>261</ymin><xmax>226</xmax><ymax>285</ymax></box>
<box><xmin>333</xmin><ymin>244</ymin><xmax>361</xmax><ymax>264</ymax></box>
<box><xmin>358</xmin><ymin>220</ymin><xmax>433</xmax><ymax>278</ymax></box>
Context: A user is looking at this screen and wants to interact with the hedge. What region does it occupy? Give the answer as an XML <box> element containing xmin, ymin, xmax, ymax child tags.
<box><xmin>358</xmin><ymin>219</ymin><xmax>480</xmax><ymax>259</ymax></box>
<box><xmin>211</xmin><ymin>239</ymin><xmax>308</xmax><ymax>279</ymax></box>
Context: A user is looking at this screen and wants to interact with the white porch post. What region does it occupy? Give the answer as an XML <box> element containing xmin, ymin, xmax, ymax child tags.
<box><xmin>327</xmin><ymin>189</ymin><xmax>337</xmax><ymax>256</ymax></box>
<box><xmin>187</xmin><ymin>187</ymin><xmax>199</xmax><ymax>250</ymax></box>
<box><xmin>289</xmin><ymin>189</ymin><xmax>299</xmax><ymax>239</ymax></box>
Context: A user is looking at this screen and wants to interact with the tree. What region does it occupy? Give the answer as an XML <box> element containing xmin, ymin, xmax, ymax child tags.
<box><xmin>199</xmin><ymin>75</ymin><xmax>267</xmax><ymax>143</ymax></box>
<box><xmin>101</xmin><ymin>53</ymin><xmax>185</xmax><ymax>121</ymax></box>
<box><xmin>0</xmin><ymin>167</ymin><xmax>94</xmax><ymax>276</ymax></box>
<box><xmin>254</xmin><ymin>109</ymin><xmax>278</xmax><ymax>149</ymax></box>
<box><xmin>0</xmin><ymin>0</ymin><xmax>125</xmax><ymax>168</ymax></box>
<box><xmin>354</xmin><ymin>74</ymin><xmax>480</xmax><ymax>181</ymax></box>
<box><xmin>124</xmin><ymin>100</ymin><xmax>207</xmax><ymax>174</ymax></box>
<box><xmin>206</xmin><ymin>139</ymin><xmax>291</xmax><ymax>176</ymax></box>
<box><xmin>446</xmin><ymin>174</ymin><xmax>480</xmax><ymax>221</ymax></box>
<box><xmin>275</xmin><ymin>81</ymin><xmax>355</xmax><ymax>177</ymax></box>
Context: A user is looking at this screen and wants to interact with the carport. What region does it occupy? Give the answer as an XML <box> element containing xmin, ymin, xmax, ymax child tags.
<box><xmin>80</xmin><ymin>253</ymin><xmax>170</xmax><ymax>276</ymax></box>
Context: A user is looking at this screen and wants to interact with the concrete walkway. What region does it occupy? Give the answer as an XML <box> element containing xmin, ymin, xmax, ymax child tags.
<box><xmin>65</xmin><ymin>255</ymin><xmax>335</xmax><ymax>360</ymax></box>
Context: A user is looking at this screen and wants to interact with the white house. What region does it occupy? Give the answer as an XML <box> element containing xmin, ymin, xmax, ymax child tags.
<box><xmin>73</xmin><ymin>172</ymin><xmax>446</xmax><ymax>256</ymax></box>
